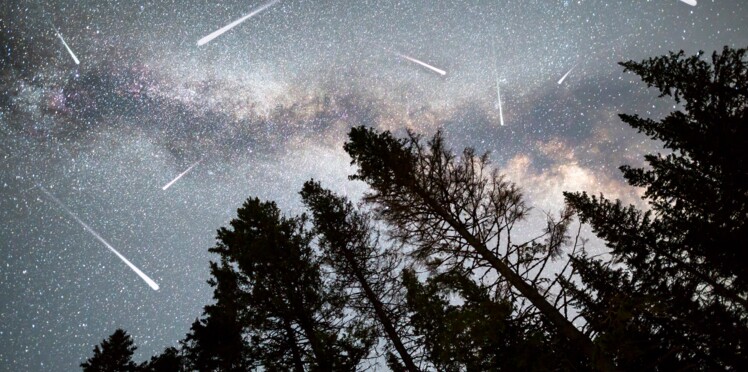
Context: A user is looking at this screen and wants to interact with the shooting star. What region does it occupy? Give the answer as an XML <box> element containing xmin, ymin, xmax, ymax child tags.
<box><xmin>395</xmin><ymin>53</ymin><xmax>446</xmax><ymax>76</ymax></box>
<box><xmin>197</xmin><ymin>0</ymin><xmax>281</xmax><ymax>46</ymax></box>
<box><xmin>162</xmin><ymin>159</ymin><xmax>202</xmax><ymax>191</ymax></box>
<box><xmin>496</xmin><ymin>79</ymin><xmax>505</xmax><ymax>126</ymax></box>
<box><xmin>55</xmin><ymin>29</ymin><xmax>80</xmax><ymax>65</ymax></box>
<box><xmin>39</xmin><ymin>187</ymin><xmax>159</xmax><ymax>291</ymax></box>
<box><xmin>557</xmin><ymin>64</ymin><xmax>576</xmax><ymax>85</ymax></box>
<box><xmin>490</xmin><ymin>38</ymin><xmax>504</xmax><ymax>126</ymax></box>
<box><xmin>679</xmin><ymin>0</ymin><xmax>697</xmax><ymax>6</ymax></box>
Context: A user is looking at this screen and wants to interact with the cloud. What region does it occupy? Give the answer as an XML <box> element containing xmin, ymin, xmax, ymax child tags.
<box><xmin>502</xmin><ymin>138</ymin><xmax>645</xmax><ymax>214</ymax></box>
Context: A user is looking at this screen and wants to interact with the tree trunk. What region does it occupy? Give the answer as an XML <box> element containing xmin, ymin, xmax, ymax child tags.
<box><xmin>411</xmin><ymin>186</ymin><xmax>617</xmax><ymax>371</ymax></box>
<box><xmin>297</xmin><ymin>309</ymin><xmax>333</xmax><ymax>370</ymax></box>
<box><xmin>283</xmin><ymin>317</ymin><xmax>305</xmax><ymax>372</ymax></box>
<box><xmin>342</xmin><ymin>248</ymin><xmax>420</xmax><ymax>372</ymax></box>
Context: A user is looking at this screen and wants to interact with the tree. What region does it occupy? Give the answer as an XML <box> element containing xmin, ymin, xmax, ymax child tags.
<box><xmin>81</xmin><ymin>329</ymin><xmax>138</xmax><ymax>372</ymax></box>
<box><xmin>184</xmin><ymin>197</ymin><xmax>373</xmax><ymax>371</ymax></box>
<box><xmin>563</xmin><ymin>46</ymin><xmax>748</xmax><ymax>369</ymax></box>
<box><xmin>181</xmin><ymin>259</ymin><xmax>251</xmax><ymax>371</ymax></box>
<box><xmin>401</xmin><ymin>267</ymin><xmax>575</xmax><ymax>371</ymax></box>
<box><xmin>81</xmin><ymin>46</ymin><xmax>746</xmax><ymax>372</ymax></box>
<box><xmin>140</xmin><ymin>347</ymin><xmax>185</xmax><ymax>372</ymax></box>
<box><xmin>343</xmin><ymin>127</ymin><xmax>615</xmax><ymax>370</ymax></box>
<box><xmin>300</xmin><ymin>180</ymin><xmax>419</xmax><ymax>371</ymax></box>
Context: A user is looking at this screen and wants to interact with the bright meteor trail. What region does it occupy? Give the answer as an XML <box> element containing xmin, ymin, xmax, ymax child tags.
<box><xmin>162</xmin><ymin>159</ymin><xmax>202</xmax><ymax>190</ymax></box>
<box><xmin>396</xmin><ymin>53</ymin><xmax>447</xmax><ymax>76</ymax></box>
<box><xmin>491</xmin><ymin>39</ymin><xmax>504</xmax><ymax>125</ymax></box>
<box><xmin>55</xmin><ymin>30</ymin><xmax>80</xmax><ymax>65</ymax></box>
<box><xmin>496</xmin><ymin>78</ymin><xmax>505</xmax><ymax>126</ymax></box>
<box><xmin>197</xmin><ymin>0</ymin><xmax>281</xmax><ymax>46</ymax></box>
<box><xmin>557</xmin><ymin>64</ymin><xmax>576</xmax><ymax>85</ymax></box>
<box><xmin>39</xmin><ymin>187</ymin><xmax>160</xmax><ymax>291</ymax></box>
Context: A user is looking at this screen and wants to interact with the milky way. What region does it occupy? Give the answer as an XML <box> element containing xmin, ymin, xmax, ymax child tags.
<box><xmin>1</xmin><ymin>1</ymin><xmax>746</xmax><ymax>370</ymax></box>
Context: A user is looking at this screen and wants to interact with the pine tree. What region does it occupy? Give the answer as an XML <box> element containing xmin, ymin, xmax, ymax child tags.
<box><xmin>344</xmin><ymin>127</ymin><xmax>615</xmax><ymax>370</ymax></box>
<box><xmin>300</xmin><ymin>180</ymin><xmax>419</xmax><ymax>371</ymax></box>
<box><xmin>401</xmin><ymin>267</ymin><xmax>575</xmax><ymax>371</ymax></box>
<box><xmin>81</xmin><ymin>329</ymin><xmax>138</xmax><ymax>372</ymax></box>
<box><xmin>181</xmin><ymin>259</ymin><xmax>251</xmax><ymax>371</ymax></box>
<box><xmin>563</xmin><ymin>46</ymin><xmax>748</xmax><ymax>369</ymax></box>
<box><xmin>184</xmin><ymin>197</ymin><xmax>373</xmax><ymax>371</ymax></box>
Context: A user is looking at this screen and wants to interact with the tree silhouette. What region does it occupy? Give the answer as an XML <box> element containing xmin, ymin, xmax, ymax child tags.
<box><xmin>81</xmin><ymin>329</ymin><xmax>138</xmax><ymax>372</ymax></box>
<box><xmin>563</xmin><ymin>46</ymin><xmax>748</xmax><ymax>369</ymax></box>
<box><xmin>300</xmin><ymin>180</ymin><xmax>419</xmax><ymax>371</ymax></box>
<box><xmin>80</xmin><ymin>46</ymin><xmax>746</xmax><ymax>371</ymax></box>
<box><xmin>140</xmin><ymin>347</ymin><xmax>184</xmax><ymax>372</ymax></box>
<box><xmin>343</xmin><ymin>126</ymin><xmax>615</xmax><ymax>370</ymax></box>
<box><xmin>181</xmin><ymin>259</ymin><xmax>251</xmax><ymax>371</ymax></box>
<box><xmin>183</xmin><ymin>197</ymin><xmax>373</xmax><ymax>371</ymax></box>
<box><xmin>401</xmin><ymin>267</ymin><xmax>579</xmax><ymax>371</ymax></box>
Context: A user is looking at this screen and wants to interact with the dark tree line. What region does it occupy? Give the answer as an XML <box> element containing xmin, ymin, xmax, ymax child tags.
<box><xmin>83</xmin><ymin>47</ymin><xmax>747</xmax><ymax>371</ymax></box>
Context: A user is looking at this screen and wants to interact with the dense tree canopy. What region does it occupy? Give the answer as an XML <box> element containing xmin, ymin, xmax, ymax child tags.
<box><xmin>82</xmin><ymin>46</ymin><xmax>746</xmax><ymax>371</ymax></box>
<box><xmin>183</xmin><ymin>198</ymin><xmax>373</xmax><ymax>371</ymax></box>
<box><xmin>563</xmin><ymin>46</ymin><xmax>748</xmax><ymax>370</ymax></box>
<box><xmin>139</xmin><ymin>347</ymin><xmax>184</xmax><ymax>372</ymax></box>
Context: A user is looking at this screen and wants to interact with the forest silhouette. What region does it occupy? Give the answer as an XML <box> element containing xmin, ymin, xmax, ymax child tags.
<box><xmin>82</xmin><ymin>47</ymin><xmax>747</xmax><ymax>371</ymax></box>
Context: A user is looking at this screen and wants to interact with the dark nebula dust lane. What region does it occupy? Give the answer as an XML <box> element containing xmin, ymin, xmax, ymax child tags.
<box><xmin>1</xmin><ymin>0</ymin><xmax>746</xmax><ymax>370</ymax></box>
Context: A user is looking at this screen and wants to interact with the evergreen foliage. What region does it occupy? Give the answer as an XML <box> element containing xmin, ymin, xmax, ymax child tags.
<box><xmin>563</xmin><ymin>46</ymin><xmax>748</xmax><ymax>370</ymax></box>
<box><xmin>300</xmin><ymin>181</ymin><xmax>418</xmax><ymax>371</ymax></box>
<box><xmin>81</xmin><ymin>329</ymin><xmax>138</xmax><ymax>372</ymax></box>
<box><xmin>140</xmin><ymin>347</ymin><xmax>184</xmax><ymax>372</ymax></box>
<box><xmin>183</xmin><ymin>198</ymin><xmax>373</xmax><ymax>371</ymax></box>
<box><xmin>343</xmin><ymin>125</ymin><xmax>613</xmax><ymax>370</ymax></box>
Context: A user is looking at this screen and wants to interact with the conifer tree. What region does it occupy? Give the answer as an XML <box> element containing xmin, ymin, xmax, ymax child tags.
<box><xmin>140</xmin><ymin>347</ymin><xmax>184</xmax><ymax>372</ymax></box>
<box><xmin>563</xmin><ymin>46</ymin><xmax>748</xmax><ymax>369</ymax></box>
<box><xmin>301</xmin><ymin>180</ymin><xmax>419</xmax><ymax>371</ymax></box>
<box><xmin>344</xmin><ymin>127</ymin><xmax>615</xmax><ymax>370</ymax></box>
<box><xmin>81</xmin><ymin>329</ymin><xmax>138</xmax><ymax>372</ymax></box>
<box><xmin>181</xmin><ymin>259</ymin><xmax>251</xmax><ymax>371</ymax></box>
<box><xmin>184</xmin><ymin>197</ymin><xmax>373</xmax><ymax>371</ymax></box>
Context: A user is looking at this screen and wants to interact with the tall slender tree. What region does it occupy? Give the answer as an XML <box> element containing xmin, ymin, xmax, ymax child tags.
<box><xmin>181</xmin><ymin>258</ymin><xmax>252</xmax><ymax>371</ymax></box>
<box><xmin>300</xmin><ymin>180</ymin><xmax>419</xmax><ymax>371</ymax></box>
<box><xmin>344</xmin><ymin>127</ymin><xmax>616</xmax><ymax>370</ymax></box>
<box><xmin>563</xmin><ymin>46</ymin><xmax>748</xmax><ymax>369</ymax></box>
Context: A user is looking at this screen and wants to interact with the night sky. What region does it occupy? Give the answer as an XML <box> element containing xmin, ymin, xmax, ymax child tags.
<box><xmin>1</xmin><ymin>0</ymin><xmax>746</xmax><ymax>370</ymax></box>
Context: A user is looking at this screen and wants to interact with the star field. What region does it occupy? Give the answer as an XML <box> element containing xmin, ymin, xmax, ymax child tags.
<box><xmin>1</xmin><ymin>0</ymin><xmax>747</xmax><ymax>370</ymax></box>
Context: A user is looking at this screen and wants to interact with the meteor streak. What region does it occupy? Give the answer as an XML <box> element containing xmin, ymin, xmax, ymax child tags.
<box><xmin>490</xmin><ymin>38</ymin><xmax>504</xmax><ymax>126</ymax></box>
<box><xmin>197</xmin><ymin>0</ymin><xmax>281</xmax><ymax>46</ymax></box>
<box><xmin>679</xmin><ymin>0</ymin><xmax>697</xmax><ymax>6</ymax></box>
<box><xmin>162</xmin><ymin>159</ymin><xmax>202</xmax><ymax>190</ymax></box>
<box><xmin>396</xmin><ymin>53</ymin><xmax>446</xmax><ymax>76</ymax></box>
<box><xmin>55</xmin><ymin>29</ymin><xmax>80</xmax><ymax>65</ymax></box>
<box><xmin>557</xmin><ymin>65</ymin><xmax>576</xmax><ymax>85</ymax></box>
<box><xmin>496</xmin><ymin>78</ymin><xmax>505</xmax><ymax>126</ymax></box>
<box><xmin>39</xmin><ymin>187</ymin><xmax>159</xmax><ymax>291</ymax></box>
